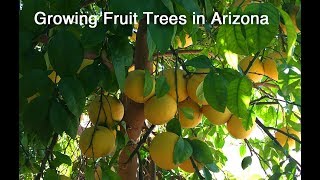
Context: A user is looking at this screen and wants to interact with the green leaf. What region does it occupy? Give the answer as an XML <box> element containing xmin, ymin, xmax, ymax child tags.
<box><xmin>85</xmin><ymin>167</ymin><xmax>95</xmax><ymax>180</ymax></box>
<box><xmin>19</xmin><ymin>31</ymin><xmax>33</xmax><ymax>56</ymax></box>
<box><xmin>22</xmin><ymin>95</ymin><xmax>51</xmax><ymax>136</ymax></box>
<box><xmin>244</xmin><ymin>3</ymin><xmax>279</xmax><ymax>53</ymax></box>
<box><xmin>190</xmin><ymin>139</ymin><xmax>213</xmax><ymax>164</ymax></box>
<box><xmin>185</xmin><ymin>55</ymin><xmax>212</xmax><ymax>68</ymax></box>
<box><xmin>49</xmin><ymin>100</ymin><xmax>70</xmax><ymax>135</ymax></box>
<box><xmin>180</xmin><ymin>107</ymin><xmax>194</xmax><ymax>120</ymax></box>
<box><xmin>43</xmin><ymin>168</ymin><xmax>59</xmax><ymax>180</ymax></box>
<box><xmin>284</xmin><ymin>161</ymin><xmax>297</xmax><ymax>174</ymax></box>
<box><xmin>214</xmin><ymin>134</ymin><xmax>225</xmax><ymax>148</ymax></box>
<box><xmin>49</xmin><ymin>0</ymin><xmax>80</xmax><ymax>15</ymax></box>
<box><xmin>19</xmin><ymin>69</ymin><xmax>53</xmax><ymax>98</ymax></box>
<box><xmin>166</xmin><ymin>118</ymin><xmax>182</xmax><ymax>136</ymax></box>
<box><xmin>239</xmin><ymin>144</ymin><xmax>247</xmax><ymax>157</ymax></box>
<box><xmin>147</xmin><ymin>29</ymin><xmax>157</xmax><ymax>61</ymax></box>
<box><xmin>108</xmin><ymin>36</ymin><xmax>133</xmax><ymax>90</ymax></box>
<box><xmin>241</xmin><ymin>156</ymin><xmax>252</xmax><ymax>170</ymax></box>
<box><xmin>79</xmin><ymin>62</ymin><xmax>100</xmax><ymax>96</ymax></box>
<box><xmin>203</xmin><ymin>72</ymin><xmax>227</xmax><ymax>112</ymax></box>
<box><xmin>278</xmin><ymin>8</ymin><xmax>297</xmax><ymax>61</ymax></box>
<box><xmin>99</xmin><ymin>64</ymin><xmax>115</xmax><ymax>92</ymax></box>
<box><xmin>19</xmin><ymin>50</ymin><xmax>47</xmax><ymax>74</ymax></box>
<box><xmin>227</xmin><ymin>76</ymin><xmax>252</xmax><ymax>120</ymax></box>
<box><xmin>196</xmin><ymin>81</ymin><xmax>206</xmax><ymax>103</ymax></box>
<box><xmin>224</xmin><ymin>50</ymin><xmax>239</xmax><ymax>70</ymax></box>
<box><xmin>204</xmin><ymin>0</ymin><xmax>214</xmax><ymax>19</ymax></box>
<box><xmin>65</xmin><ymin>113</ymin><xmax>79</xmax><ymax>139</ymax></box>
<box><xmin>205</xmin><ymin>162</ymin><xmax>219</xmax><ymax>173</ymax></box>
<box><xmin>51</xmin><ymin>151</ymin><xmax>72</xmax><ymax>168</ymax></box>
<box><xmin>58</xmin><ymin>77</ymin><xmax>86</xmax><ymax>118</ymax></box>
<box><xmin>161</xmin><ymin>0</ymin><xmax>175</xmax><ymax>14</ymax></box>
<box><xmin>148</xmin><ymin>23</ymin><xmax>175</xmax><ymax>54</ymax></box>
<box><xmin>116</xmin><ymin>131</ymin><xmax>125</xmax><ymax>151</ymax></box>
<box><xmin>269</xmin><ymin>172</ymin><xmax>282</xmax><ymax>180</ymax></box>
<box><xmin>174</xmin><ymin>0</ymin><xmax>201</xmax><ymax>15</ymax></box>
<box><xmin>20</xmin><ymin>0</ymin><xmax>48</xmax><ymax>33</ymax></box>
<box><xmin>217</xmin><ymin>24</ymin><xmax>249</xmax><ymax>55</ymax></box>
<box><xmin>173</xmin><ymin>137</ymin><xmax>193</xmax><ymax>164</ymax></box>
<box><xmin>80</xmin><ymin>24</ymin><xmax>107</xmax><ymax>49</ymax></box>
<box><xmin>103</xmin><ymin>169</ymin><xmax>122</xmax><ymax>180</ymax></box>
<box><xmin>242</xmin><ymin>106</ymin><xmax>255</xmax><ymax>131</ymax></box>
<box><xmin>155</xmin><ymin>76</ymin><xmax>170</xmax><ymax>98</ymax></box>
<box><xmin>219</xmin><ymin>68</ymin><xmax>241</xmax><ymax>84</ymax></box>
<box><xmin>48</xmin><ymin>30</ymin><xmax>84</xmax><ymax>76</ymax></box>
<box><xmin>203</xmin><ymin>167</ymin><xmax>212</xmax><ymax>180</ymax></box>
<box><xmin>144</xmin><ymin>70</ymin><xmax>154</xmax><ymax>97</ymax></box>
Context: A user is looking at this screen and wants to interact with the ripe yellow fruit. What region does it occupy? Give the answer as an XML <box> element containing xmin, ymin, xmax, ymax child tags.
<box><xmin>227</xmin><ymin>115</ymin><xmax>255</xmax><ymax>139</ymax></box>
<box><xmin>128</xmin><ymin>64</ymin><xmax>156</xmax><ymax>73</ymax></box>
<box><xmin>94</xmin><ymin>165</ymin><xmax>102</xmax><ymax>180</ymax></box>
<box><xmin>77</xmin><ymin>59</ymin><xmax>94</xmax><ymax>74</ymax></box>
<box><xmin>187</xmin><ymin>69</ymin><xmax>210</xmax><ymax>105</ymax></box>
<box><xmin>202</xmin><ymin>106</ymin><xmax>232</xmax><ymax>125</ymax></box>
<box><xmin>124</xmin><ymin>70</ymin><xmax>155</xmax><ymax>103</ymax></box>
<box><xmin>177</xmin><ymin>34</ymin><xmax>193</xmax><ymax>48</ymax></box>
<box><xmin>48</xmin><ymin>70</ymin><xmax>61</xmax><ymax>83</ymax></box>
<box><xmin>179</xmin><ymin>158</ymin><xmax>203</xmax><ymax>173</ymax></box>
<box><xmin>129</xmin><ymin>33</ymin><xmax>136</xmax><ymax>42</ymax></box>
<box><xmin>263</xmin><ymin>58</ymin><xmax>278</xmax><ymax>81</ymax></box>
<box><xmin>88</xmin><ymin>95</ymin><xmax>124</xmax><ymax>127</ymax></box>
<box><xmin>161</xmin><ymin>68</ymin><xmax>188</xmax><ymax>102</ymax></box>
<box><xmin>178</xmin><ymin>99</ymin><xmax>202</xmax><ymax>128</ymax></box>
<box><xmin>79</xmin><ymin>126</ymin><xmax>115</xmax><ymax>159</ymax></box>
<box><xmin>59</xmin><ymin>175</ymin><xmax>71</xmax><ymax>180</ymax></box>
<box><xmin>149</xmin><ymin>132</ymin><xmax>179</xmax><ymax>170</ymax></box>
<box><xmin>239</xmin><ymin>56</ymin><xmax>264</xmax><ymax>83</ymax></box>
<box><xmin>275</xmin><ymin>127</ymin><xmax>300</xmax><ymax>149</ymax></box>
<box><xmin>144</xmin><ymin>95</ymin><xmax>177</xmax><ymax>125</ymax></box>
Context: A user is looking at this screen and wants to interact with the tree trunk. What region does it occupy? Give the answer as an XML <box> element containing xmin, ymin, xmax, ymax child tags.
<box><xmin>118</xmin><ymin>17</ymin><xmax>152</xmax><ymax>180</ymax></box>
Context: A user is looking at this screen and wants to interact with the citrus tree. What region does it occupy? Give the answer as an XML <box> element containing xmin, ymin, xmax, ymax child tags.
<box><xmin>19</xmin><ymin>0</ymin><xmax>301</xmax><ymax>179</ymax></box>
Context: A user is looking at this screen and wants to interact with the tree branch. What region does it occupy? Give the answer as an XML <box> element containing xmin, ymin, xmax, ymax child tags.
<box><xmin>255</xmin><ymin>119</ymin><xmax>301</xmax><ymax>170</ymax></box>
<box><xmin>125</xmin><ymin>125</ymin><xmax>156</xmax><ymax>164</ymax></box>
<box><xmin>244</xmin><ymin>52</ymin><xmax>260</xmax><ymax>75</ymax></box>
<box><xmin>35</xmin><ymin>133</ymin><xmax>59</xmax><ymax>180</ymax></box>
<box><xmin>190</xmin><ymin>157</ymin><xmax>205</xmax><ymax>180</ymax></box>
<box><xmin>264</xmin><ymin>126</ymin><xmax>301</xmax><ymax>144</ymax></box>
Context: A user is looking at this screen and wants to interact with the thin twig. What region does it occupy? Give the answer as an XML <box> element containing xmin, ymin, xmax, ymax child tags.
<box><xmin>190</xmin><ymin>157</ymin><xmax>205</xmax><ymax>180</ymax></box>
<box><xmin>35</xmin><ymin>133</ymin><xmax>59</xmax><ymax>180</ymax></box>
<box><xmin>264</xmin><ymin>126</ymin><xmax>301</xmax><ymax>144</ymax></box>
<box><xmin>255</xmin><ymin>118</ymin><xmax>301</xmax><ymax>171</ymax></box>
<box><xmin>125</xmin><ymin>125</ymin><xmax>156</xmax><ymax>164</ymax></box>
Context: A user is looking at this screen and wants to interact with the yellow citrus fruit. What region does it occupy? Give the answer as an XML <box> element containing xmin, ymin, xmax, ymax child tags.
<box><xmin>177</xmin><ymin>34</ymin><xmax>193</xmax><ymax>48</ymax></box>
<box><xmin>149</xmin><ymin>132</ymin><xmax>179</xmax><ymax>170</ymax></box>
<box><xmin>227</xmin><ymin>115</ymin><xmax>255</xmax><ymax>139</ymax></box>
<box><xmin>179</xmin><ymin>158</ymin><xmax>203</xmax><ymax>173</ymax></box>
<box><xmin>88</xmin><ymin>95</ymin><xmax>124</xmax><ymax>127</ymax></box>
<box><xmin>129</xmin><ymin>33</ymin><xmax>136</xmax><ymax>42</ymax></box>
<box><xmin>133</xmin><ymin>23</ymin><xmax>139</xmax><ymax>30</ymax></box>
<box><xmin>239</xmin><ymin>56</ymin><xmax>264</xmax><ymax>83</ymax></box>
<box><xmin>263</xmin><ymin>58</ymin><xmax>278</xmax><ymax>81</ymax></box>
<box><xmin>48</xmin><ymin>70</ymin><xmax>61</xmax><ymax>83</ymax></box>
<box><xmin>144</xmin><ymin>94</ymin><xmax>177</xmax><ymax>125</ymax></box>
<box><xmin>77</xmin><ymin>59</ymin><xmax>94</xmax><ymax>74</ymax></box>
<box><xmin>275</xmin><ymin>127</ymin><xmax>300</xmax><ymax>149</ymax></box>
<box><xmin>128</xmin><ymin>64</ymin><xmax>156</xmax><ymax>73</ymax></box>
<box><xmin>202</xmin><ymin>106</ymin><xmax>232</xmax><ymax>125</ymax></box>
<box><xmin>124</xmin><ymin>70</ymin><xmax>155</xmax><ymax>103</ymax></box>
<box><xmin>79</xmin><ymin>126</ymin><xmax>115</xmax><ymax>159</ymax></box>
<box><xmin>266</xmin><ymin>52</ymin><xmax>287</xmax><ymax>60</ymax></box>
<box><xmin>178</xmin><ymin>99</ymin><xmax>202</xmax><ymax>128</ymax></box>
<box><xmin>161</xmin><ymin>68</ymin><xmax>188</xmax><ymax>102</ymax></box>
<box><xmin>94</xmin><ymin>165</ymin><xmax>102</xmax><ymax>180</ymax></box>
<box><xmin>187</xmin><ymin>69</ymin><xmax>210</xmax><ymax>105</ymax></box>
<box><xmin>27</xmin><ymin>92</ymin><xmax>40</xmax><ymax>103</ymax></box>
<box><xmin>59</xmin><ymin>175</ymin><xmax>71</xmax><ymax>180</ymax></box>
